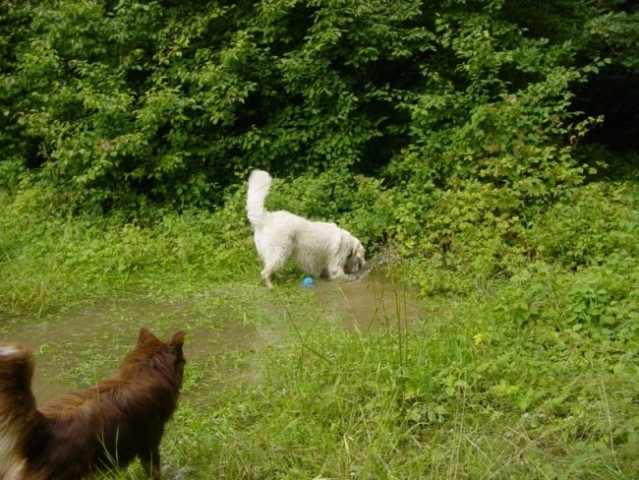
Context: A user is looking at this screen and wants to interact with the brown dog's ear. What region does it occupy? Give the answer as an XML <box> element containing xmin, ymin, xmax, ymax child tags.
<box><xmin>170</xmin><ymin>332</ymin><xmax>186</xmax><ymax>364</ymax></box>
<box><xmin>137</xmin><ymin>327</ymin><xmax>160</xmax><ymax>346</ymax></box>
<box><xmin>170</xmin><ymin>331</ymin><xmax>186</xmax><ymax>348</ymax></box>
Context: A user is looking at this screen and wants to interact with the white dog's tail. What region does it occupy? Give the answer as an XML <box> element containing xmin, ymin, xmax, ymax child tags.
<box><xmin>246</xmin><ymin>169</ymin><xmax>273</xmax><ymax>228</ymax></box>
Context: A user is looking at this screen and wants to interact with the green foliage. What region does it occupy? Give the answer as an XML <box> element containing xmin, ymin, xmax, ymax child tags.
<box><xmin>526</xmin><ymin>181</ymin><xmax>639</xmax><ymax>268</ymax></box>
<box><xmin>496</xmin><ymin>259</ymin><xmax>639</xmax><ymax>337</ymax></box>
<box><xmin>585</xmin><ymin>10</ymin><xmax>639</xmax><ymax>71</ymax></box>
<box><xmin>501</xmin><ymin>181</ymin><xmax>639</xmax><ymax>337</ymax></box>
<box><xmin>2</xmin><ymin>0</ymin><xmax>636</xmax><ymax>293</ymax></box>
<box><xmin>1</xmin><ymin>0</ymin><xmax>633</xmax><ymax>216</ymax></box>
<box><xmin>381</xmin><ymin>4</ymin><xmax>602</xmax><ymax>281</ymax></box>
<box><xmin>1</xmin><ymin>0</ymin><xmax>425</xmax><ymax>210</ymax></box>
<box><xmin>0</xmin><ymin>158</ymin><xmax>26</xmax><ymax>193</ymax></box>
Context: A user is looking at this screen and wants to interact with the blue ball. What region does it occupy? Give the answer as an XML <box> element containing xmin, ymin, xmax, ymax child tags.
<box><xmin>302</xmin><ymin>276</ymin><xmax>315</xmax><ymax>287</ymax></box>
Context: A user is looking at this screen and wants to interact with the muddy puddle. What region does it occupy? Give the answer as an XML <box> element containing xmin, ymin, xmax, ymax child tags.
<box><xmin>308</xmin><ymin>269</ymin><xmax>423</xmax><ymax>331</ymax></box>
<box><xmin>0</xmin><ymin>269</ymin><xmax>424</xmax><ymax>401</ymax></box>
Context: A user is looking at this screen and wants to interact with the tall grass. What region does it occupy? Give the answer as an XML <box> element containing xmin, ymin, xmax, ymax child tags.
<box><xmin>157</xmin><ymin>295</ymin><xmax>637</xmax><ymax>478</ymax></box>
<box><xmin>1</xmin><ymin>181</ymin><xmax>638</xmax><ymax>478</ymax></box>
<box><xmin>0</xmin><ymin>187</ymin><xmax>255</xmax><ymax>314</ymax></box>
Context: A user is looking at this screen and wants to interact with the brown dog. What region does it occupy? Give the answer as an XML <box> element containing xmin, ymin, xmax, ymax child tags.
<box><xmin>0</xmin><ymin>328</ymin><xmax>186</xmax><ymax>480</ymax></box>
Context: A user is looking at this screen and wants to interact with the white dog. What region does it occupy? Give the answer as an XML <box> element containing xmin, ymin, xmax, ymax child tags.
<box><xmin>246</xmin><ymin>170</ymin><xmax>366</xmax><ymax>288</ymax></box>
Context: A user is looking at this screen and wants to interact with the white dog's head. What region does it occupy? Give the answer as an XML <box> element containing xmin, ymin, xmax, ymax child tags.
<box><xmin>343</xmin><ymin>241</ymin><xmax>366</xmax><ymax>275</ymax></box>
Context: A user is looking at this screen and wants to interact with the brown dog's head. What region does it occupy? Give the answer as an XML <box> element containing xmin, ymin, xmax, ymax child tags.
<box><xmin>131</xmin><ymin>328</ymin><xmax>187</xmax><ymax>388</ymax></box>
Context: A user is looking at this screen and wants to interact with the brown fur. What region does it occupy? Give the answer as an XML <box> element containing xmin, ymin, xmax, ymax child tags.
<box><xmin>0</xmin><ymin>328</ymin><xmax>186</xmax><ymax>480</ymax></box>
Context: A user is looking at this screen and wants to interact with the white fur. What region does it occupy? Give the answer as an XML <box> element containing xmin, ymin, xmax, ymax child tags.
<box><xmin>246</xmin><ymin>170</ymin><xmax>366</xmax><ymax>288</ymax></box>
<box><xmin>0</xmin><ymin>429</ymin><xmax>26</xmax><ymax>480</ymax></box>
<box><xmin>0</xmin><ymin>412</ymin><xmax>25</xmax><ymax>480</ymax></box>
<box><xmin>0</xmin><ymin>346</ymin><xmax>22</xmax><ymax>357</ymax></box>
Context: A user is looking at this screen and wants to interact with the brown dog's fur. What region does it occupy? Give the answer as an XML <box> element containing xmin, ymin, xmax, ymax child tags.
<box><xmin>0</xmin><ymin>328</ymin><xmax>186</xmax><ymax>480</ymax></box>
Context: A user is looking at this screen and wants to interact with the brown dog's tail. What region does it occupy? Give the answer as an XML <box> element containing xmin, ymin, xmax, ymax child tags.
<box><xmin>0</xmin><ymin>343</ymin><xmax>42</xmax><ymax>479</ymax></box>
<box><xmin>0</xmin><ymin>343</ymin><xmax>37</xmax><ymax>406</ymax></box>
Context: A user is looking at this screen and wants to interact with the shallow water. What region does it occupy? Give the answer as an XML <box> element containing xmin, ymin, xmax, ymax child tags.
<box><xmin>0</xmin><ymin>269</ymin><xmax>423</xmax><ymax>400</ymax></box>
<box><xmin>309</xmin><ymin>269</ymin><xmax>422</xmax><ymax>331</ymax></box>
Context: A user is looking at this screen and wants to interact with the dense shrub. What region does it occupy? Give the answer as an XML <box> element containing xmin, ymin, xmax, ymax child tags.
<box><xmin>1</xmin><ymin>0</ymin><xmax>634</xmax><ymax>207</ymax></box>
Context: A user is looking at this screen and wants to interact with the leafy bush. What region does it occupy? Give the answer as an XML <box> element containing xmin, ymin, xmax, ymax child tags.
<box><xmin>526</xmin><ymin>181</ymin><xmax>639</xmax><ymax>268</ymax></box>
<box><xmin>1</xmin><ymin>0</ymin><xmax>631</xmax><ymax>214</ymax></box>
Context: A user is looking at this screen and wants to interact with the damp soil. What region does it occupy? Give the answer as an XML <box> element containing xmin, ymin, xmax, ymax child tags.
<box><xmin>0</xmin><ymin>269</ymin><xmax>424</xmax><ymax>402</ymax></box>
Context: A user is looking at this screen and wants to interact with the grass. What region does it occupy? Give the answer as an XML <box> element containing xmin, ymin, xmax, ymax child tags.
<box><xmin>1</xmin><ymin>181</ymin><xmax>638</xmax><ymax>478</ymax></box>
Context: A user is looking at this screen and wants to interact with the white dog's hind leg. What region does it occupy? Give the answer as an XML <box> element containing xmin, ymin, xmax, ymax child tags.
<box><xmin>259</xmin><ymin>245</ymin><xmax>290</xmax><ymax>288</ymax></box>
<box><xmin>260</xmin><ymin>266</ymin><xmax>276</xmax><ymax>289</ymax></box>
